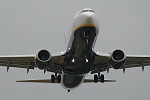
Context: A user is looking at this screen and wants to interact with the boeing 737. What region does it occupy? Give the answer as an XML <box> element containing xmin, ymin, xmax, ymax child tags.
<box><xmin>0</xmin><ymin>8</ymin><xmax>150</xmax><ymax>92</ymax></box>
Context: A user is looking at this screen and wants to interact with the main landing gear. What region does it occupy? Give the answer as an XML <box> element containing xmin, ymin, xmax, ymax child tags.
<box><xmin>94</xmin><ymin>73</ymin><xmax>104</xmax><ymax>83</ymax></box>
<box><xmin>51</xmin><ymin>73</ymin><xmax>61</xmax><ymax>83</ymax></box>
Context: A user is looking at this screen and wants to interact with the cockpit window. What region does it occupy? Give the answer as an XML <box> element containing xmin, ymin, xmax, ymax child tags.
<box><xmin>89</xmin><ymin>10</ymin><xmax>94</xmax><ymax>13</ymax></box>
<box><xmin>80</xmin><ymin>10</ymin><xmax>95</xmax><ymax>14</ymax></box>
<box><xmin>81</xmin><ymin>10</ymin><xmax>89</xmax><ymax>13</ymax></box>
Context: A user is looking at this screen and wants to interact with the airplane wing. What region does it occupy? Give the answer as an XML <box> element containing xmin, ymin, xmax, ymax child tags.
<box><xmin>0</xmin><ymin>55</ymin><xmax>35</xmax><ymax>72</ymax></box>
<box><xmin>92</xmin><ymin>52</ymin><xmax>150</xmax><ymax>73</ymax></box>
<box><xmin>0</xmin><ymin>53</ymin><xmax>65</xmax><ymax>73</ymax></box>
<box><xmin>125</xmin><ymin>55</ymin><xmax>150</xmax><ymax>69</ymax></box>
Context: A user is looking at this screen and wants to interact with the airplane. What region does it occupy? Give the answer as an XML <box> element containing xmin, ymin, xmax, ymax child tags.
<box><xmin>0</xmin><ymin>8</ymin><xmax>150</xmax><ymax>92</ymax></box>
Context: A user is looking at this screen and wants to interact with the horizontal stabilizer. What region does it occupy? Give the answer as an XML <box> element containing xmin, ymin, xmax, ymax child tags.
<box><xmin>16</xmin><ymin>79</ymin><xmax>59</xmax><ymax>83</ymax></box>
<box><xmin>84</xmin><ymin>79</ymin><xmax>116</xmax><ymax>83</ymax></box>
<box><xmin>16</xmin><ymin>79</ymin><xmax>116</xmax><ymax>84</ymax></box>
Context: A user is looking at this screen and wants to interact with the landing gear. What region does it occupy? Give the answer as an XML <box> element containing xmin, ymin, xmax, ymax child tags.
<box><xmin>51</xmin><ymin>73</ymin><xmax>61</xmax><ymax>83</ymax></box>
<box><xmin>94</xmin><ymin>74</ymin><xmax>98</xmax><ymax>83</ymax></box>
<box><xmin>94</xmin><ymin>73</ymin><xmax>104</xmax><ymax>83</ymax></box>
<box><xmin>57</xmin><ymin>75</ymin><xmax>61</xmax><ymax>83</ymax></box>
<box><xmin>51</xmin><ymin>74</ymin><xmax>55</xmax><ymax>83</ymax></box>
<box><xmin>100</xmin><ymin>74</ymin><xmax>104</xmax><ymax>83</ymax></box>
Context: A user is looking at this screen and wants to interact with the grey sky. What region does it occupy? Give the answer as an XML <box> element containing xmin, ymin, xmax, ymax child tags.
<box><xmin>0</xmin><ymin>0</ymin><xmax>150</xmax><ymax>100</ymax></box>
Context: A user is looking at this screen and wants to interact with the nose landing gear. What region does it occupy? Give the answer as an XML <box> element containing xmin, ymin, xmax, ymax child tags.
<box><xmin>51</xmin><ymin>73</ymin><xmax>61</xmax><ymax>83</ymax></box>
<box><xmin>94</xmin><ymin>73</ymin><xmax>104</xmax><ymax>83</ymax></box>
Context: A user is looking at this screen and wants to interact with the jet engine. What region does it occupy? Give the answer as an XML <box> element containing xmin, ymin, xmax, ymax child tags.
<box><xmin>109</xmin><ymin>49</ymin><xmax>126</xmax><ymax>69</ymax></box>
<box><xmin>35</xmin><ymin>49</ymin><xmax>51</xmax><ymax>69</ymax></box>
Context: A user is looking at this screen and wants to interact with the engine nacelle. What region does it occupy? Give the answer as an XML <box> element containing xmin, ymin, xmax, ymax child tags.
<box><xmin>109</xmin><ymin>49</ymin><xmax>126</xmax><ymax>69</ymax></box>
<box><xmin>35</xmin><ymin>49</ymin><xmax>51</xmax><ymax>69</ymax></box>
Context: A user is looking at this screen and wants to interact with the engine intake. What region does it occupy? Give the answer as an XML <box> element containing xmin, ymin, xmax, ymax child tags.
<box><xmin>35</xmin><ymin>49</ymin><xmax>51</xmax><ymax>69</ymax></box>
<box><xmin>109</xmin><ymin>49</ymin><xmax>126</xmax><ymax>69</ymax></box>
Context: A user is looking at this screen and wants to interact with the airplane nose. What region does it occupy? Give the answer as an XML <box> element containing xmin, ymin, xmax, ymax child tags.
<box><xmin>82</xmin><ymin>12</ymin><xmax>96</xmax><ymax>25</ymax></box>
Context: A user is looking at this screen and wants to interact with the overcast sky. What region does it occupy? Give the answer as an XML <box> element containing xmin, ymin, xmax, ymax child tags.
<box><xmin>0</xmin><ymin>0</ymin><xmax>150</xmax><ymax>100</ymax></box>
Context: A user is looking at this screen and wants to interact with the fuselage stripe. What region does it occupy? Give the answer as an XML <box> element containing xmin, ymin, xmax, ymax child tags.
<box><xmin>72</xmin><ymin>25</ymin><xmax>99</xmax><ymax>33</ymax></box>
<box><xmin>66</xmin><ymin>25</ymin><xmax>99</xmax><ymax>50</ymax></box>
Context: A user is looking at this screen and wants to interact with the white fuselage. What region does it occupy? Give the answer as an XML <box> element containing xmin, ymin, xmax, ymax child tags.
<box><xmin>67</xmin><ymin>8</ymin><xmax>99</xmax><ymax>51</ymax></box>
<box><xmin>61</xmin><ymin>8</ymin><xmax>99</xmax><ymax>90</ymax></box>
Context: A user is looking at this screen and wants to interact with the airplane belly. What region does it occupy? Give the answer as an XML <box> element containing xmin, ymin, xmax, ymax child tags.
<box><xmin>61</xmin><ymin>73</ymin><xmax>85</xmax><ymax>89</ymax></box>
<box><xmin>64</xmin><ymin>26</ymin><xmax>98</xmax><ymax>75</ymax></box>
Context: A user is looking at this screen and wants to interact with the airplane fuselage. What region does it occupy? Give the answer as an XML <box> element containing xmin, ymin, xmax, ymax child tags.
<box><xmin>0</xmin><ymin>7</ymin><xmax>149</xmax><ymax>93</ymax></box>
<box><xmin>61</xmin><ymin>8</ymin><xmax>99</xmax><ymax>90</ymax></box>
